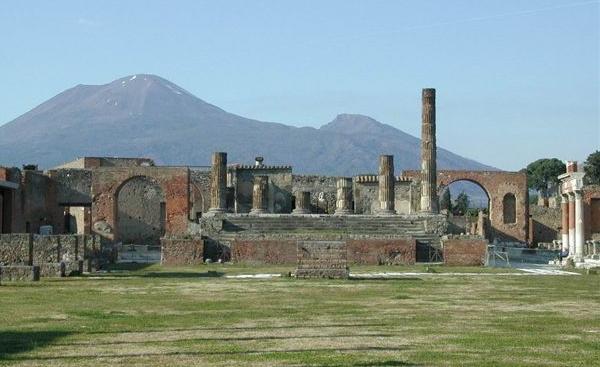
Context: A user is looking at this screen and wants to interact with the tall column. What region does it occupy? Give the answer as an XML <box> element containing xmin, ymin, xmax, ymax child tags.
<box><xmin>560</xmin><ymin>194</ymin><xmax>569</xmax><ymax>251</ymax></box>
<box><xmin>335</xmin><ymin>177</ymin><xmax>353</xmax><ymax>215</ymax></box>
<box><xmin>293</xmin><ymin>191</ymin><xmax>311</xmax><ymax>214</ymax></box>
<box><xmin>208</xmin><ymin>152</ymin><xmax>227</xmax><ymax>214</ymax></box>
<box><xmin>250</xmin><ymin>176</ymin><xmax>268</xmax><ymax>214</ymax></box>
<box><xmin>568</xmin><ymin>192</ymin><xmax>576</xmax><ymax>256</ymax></box>
<box><xmin>575</xmin><ymin>190</ymin><xmax>585</xmax><ymax>259</ymax></box>
<box><xmin>378</xmin><ymin>155</ymin><xmax>396</xmax><ymax>215</ymax></box>
<box><xmin>420</xmin><ymin>88</ymin><xmax>438</xmax><ymax>213</ymax></box>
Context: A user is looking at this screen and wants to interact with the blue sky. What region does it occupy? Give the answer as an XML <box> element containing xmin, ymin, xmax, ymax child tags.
<box><xmin>0</xmin><ymin>0</ymin><xmax>598</xmax><ymax>171</ymax></box>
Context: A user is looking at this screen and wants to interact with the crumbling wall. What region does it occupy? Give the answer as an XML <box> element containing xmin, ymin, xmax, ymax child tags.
<box><xmin>0</xmin><ymin>234</ymin><xmax>32</xmax><ymax>265</ymax></box>
<box><xmin>529</xmin><ymin>205</ymin><xmax>561</xmax><ymax>245</ymax></box>
<box><xmin>190</xmin><ymin>169</ymin><xmax>211</xmax><ymax>221</ymax></box>
<box><xmin>292</xmin><ymin>175</ymin><xmax>337</xmax><ymax>214</ymax></box>
<box><xmin>347</xmin><ymin>239</ymin><xmax>416</xmax><ymax>265</ymax></box>
<box><xmin>583</xmin><ymin>185</ymin><xmax>600</xmax><ymax>238</ymax></box>
<box><xmin>161</xmin><ymin>237</ymin><xmax>204</xmax><ymax>265</ymax></box>
<box><xmin>353</xmin><ymin>177</ymin><xmax>415</xmax><ymax>214</ymax></box>
<box><xmin>231</xmin><ymin>239</ymin><xmax>297</xmax><ymax>264</ymax></box>
<box><xmin>47</xmin><ymin>169</ymin><xmax>92</xmax><ymax>205</ymax></box>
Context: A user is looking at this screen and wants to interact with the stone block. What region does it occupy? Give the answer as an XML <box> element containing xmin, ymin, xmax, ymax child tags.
<box><xmin>161</xmin><ymin>237</ymin><xmax>204</xmax><ymax>266</ymax></box>
<box><xmin>0</xmin><ymin>234</ymin><xmax>33</xmax><ymax>265</ymax></box>
<box><xmin>295</xmin><ymin>241</ymin><xmax>349</xmax><ymax>279</ymax></box>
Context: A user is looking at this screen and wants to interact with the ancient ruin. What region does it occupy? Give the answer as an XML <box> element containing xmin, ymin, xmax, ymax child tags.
<box><xmin>2</xmin><ymin>88</ymin><xmax>598</xmax><ymax>278</ymax></box>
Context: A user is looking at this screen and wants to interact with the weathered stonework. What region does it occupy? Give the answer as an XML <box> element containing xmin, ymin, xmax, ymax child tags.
<box><xmin>442</xmin><ymin>237</ymin><xmax>488</xmax><ymax>266</ymax></box>
<box><xmin>160</xmin><ymin>237</ymin><xmax>204</xmax><ymax>265</ymax></box>
<box><xmin>378</xmin><ymin>155</ymin><xmax>395</xmax><ymax>215</ymax></box>
<box><xmin>335</xmin><ymin>177</ymin><xmax>353</xmax><ymax>215</ymax></box>
<box><xmin>420</xmin><ymin>88</ymin><xmax>438</xmax><ymax>213</ymax></box>
<box><xmin>250</xmin><ymin>176</ymin><xmax>269</xmax><ymax>214</ymax></box>
<box><xmin>208</xmin><ymin>152</ymin><xmax>227</xmax><ymax>213</ymax></box>
<box><xmin>0</xmin><ymin>265</ymin><xmax>40</xmax><ymax>282</ymax></box>
<box><xmin>293</xmin><ymin>191</ymin><xmax>311</xmax><ymax>214</ymax></box>
<box><xmin>347</xmin><ymin>239</ymin><xmax>416</xmax><ymax>265</ymax></box>
<box><xmin>232</xmin><ymin>239</ymin><xmax>297</xmax><ymax>264</ymax></box>
<box><xmin>295</xmin><ymin>241</ymin><xmax>349</xmax><ymax>279</ymax></box>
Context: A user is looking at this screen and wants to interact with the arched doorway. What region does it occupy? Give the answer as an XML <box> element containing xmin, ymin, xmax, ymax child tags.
<box><xmin>438</xmin><ymin>179</ymin><xmax>490</xmax><ymax>235</ymax></box>
<box><xmin>116</xmin><ymin>176</ymin><xmax>165</xmax><ymax>246</ymax></box>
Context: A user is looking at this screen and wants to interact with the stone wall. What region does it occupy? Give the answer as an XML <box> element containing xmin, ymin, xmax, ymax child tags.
<box><xmin>231</xmin><ymin>166</ymin><xmax>293</xmax><ymax>214</ymax></box>
<box><xmin>190</xmin><ymin>169</ymin><xmax>211</xmax><ymax>221</ymax></box>
<box><xmin>161</xmin><ymin>237</ymin><xmax>204</xmax><ymax>265</ymax></box>
<box><xmin>347</xmin><ymin>239</ymin><xmax>416</xmax><ymax>265</ymax></box>
<box><xmin>231</xmin><ymin>239</ymin><xmax>297</xmax><ymax>264</ymax></box>
<box><xmin>583</xmin><ymin>185</ymin><xmax>600</xmax><ymax>238</ymax></box>
<box><xmin>0</xmin><ymin>234</ymin><xmax>32</xmax><ymax>265</ymax></box>
<box><xmin>47</xmin><ymin>168</ymin><xmax>92</xmax><ymax>205</ymax></box>
<box><xmin>21</xmin><ymin>170</ymin><xmax>64</xmax><ymax>235</ymax></box>
<box><xmin>353</xmin><ymin>177</ymin><xmax>416</xmax><ymax>215</ymax></box>
<box><xmin>0</xmin><ymin>265</ymin><xmax>40</xmax><ymax>282</ymax></box>
<box><xmin>442</xmin><ymin>236</ymin><xmax>488</xmax><ymax>266</ymax></box>
<box><xmin>529</xmin><ymin>205</ymin><xmax>561</xmax><ymax>245</ymax></box>
<box><xmin>292</xmin><ymin>175</ymin><xmax>337</xmax><ymax>214</ymax></box>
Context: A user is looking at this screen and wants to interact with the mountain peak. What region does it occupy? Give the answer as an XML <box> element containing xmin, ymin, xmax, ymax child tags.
<box><xmin>320</xmin><ymin>113</ymin><xmax>391</xmax><ymax>135</ymax></box>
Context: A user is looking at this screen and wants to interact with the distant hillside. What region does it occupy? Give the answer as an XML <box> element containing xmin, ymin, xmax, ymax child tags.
<box><xmin>0</xmin><ymin>74</ymin><xmax>495</xmax><ymax>177</ymax></box>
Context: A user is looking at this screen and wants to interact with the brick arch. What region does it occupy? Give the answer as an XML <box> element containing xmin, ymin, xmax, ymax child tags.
<box><xmin>437</xmin><ymin>178</ymin><xmax>491</xmax><ymax>209</ymax></box>
<box><xmin>403</xmin><ymin>170</ymin><xmax>528</xmax><ymax>242</ymax></box>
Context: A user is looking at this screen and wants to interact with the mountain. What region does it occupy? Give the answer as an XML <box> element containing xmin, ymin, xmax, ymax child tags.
<box><xmin>0</xmin><ymin>74</ymin><xmax>495</xmax><ymax>176</ymax></box>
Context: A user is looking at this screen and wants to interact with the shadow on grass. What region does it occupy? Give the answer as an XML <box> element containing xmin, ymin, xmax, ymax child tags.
<box><xmin>321</xmin><ymin>361</ymin><xmax>420</xmax><ymax>367</ymax></box>
<box><xmin>0</xmin><ymin>331</ymin><xmax>70</xmax><ymax>359</ymax></box>
<box><xmin>141</xmin><ymin>271</ymin><xmax>224</xmax><ymax>278</ymax></box>
<box><xmin>349</xmin><ymin>277</ymin><xmax>423</xmax><ymax>282</ymax></box>
<box><xmin>104</xmin><ymin>263</ymin><xmax>155</xmax><ymax>272</ymax></box>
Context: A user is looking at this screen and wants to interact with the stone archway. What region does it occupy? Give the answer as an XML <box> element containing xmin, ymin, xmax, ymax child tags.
<box><xmin>116</xmin><ymin>176</ymin><xmax>166</xmax><ymax>246</ymax></box>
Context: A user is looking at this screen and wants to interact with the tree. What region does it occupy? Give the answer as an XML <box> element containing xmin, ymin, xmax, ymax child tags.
<box><xmin>440</xmin><ymin>189</ymin><xmax>452</xmax><ymax>211</ymax></box>
<box><xmin>525</xmin><ymin>158</ymin><xmax>566</xmax><ymax>198</ymax></box>
<box><xmin>584</xmin><ymin>151</ymin><xmax>600</xmax><ymax>185</ymax></box>
<box><xmin>453</xmin><ymin>192</ymin><xmax>469</xmax><ymax>216</ymax></box>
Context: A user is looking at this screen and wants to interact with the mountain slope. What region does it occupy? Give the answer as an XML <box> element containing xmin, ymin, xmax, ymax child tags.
<box><xmin>0</xmin><ymin>74</ymin><xmax>494</xmax><ymax>175</ymax></box>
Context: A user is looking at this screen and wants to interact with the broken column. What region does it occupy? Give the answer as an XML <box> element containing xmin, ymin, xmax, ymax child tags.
<box><xmin>250</xmin><ymin>176</ymin><xmax>268</xmax><ymax>214</ymax></box>
<box><xmin>561</xmin><ymin>194</ymin><xmax>569</xmax><ymax>251</ymax></box>
<box><xmin>378</xmin><ymin>155</ymin><xmax>395</xmax><ymax>215</ymax></box>
<box><xmin>293</xmin><ymin>191</ymin><xmax>311</xmax><ymax>214</ymax></box>
<box><xmin>335</xmin><ymin>177</ymin><xmax>353</xmax><ymax>215</ymax></box>
<box><xmin>420</xmin><ymin>88</ymin><xmax>438</xmax><ymax>213</ymax></box>
<box><xmin>208</xmin><ymin>152</ymin><xmax>227</xmax><ymax>214</ymax></box>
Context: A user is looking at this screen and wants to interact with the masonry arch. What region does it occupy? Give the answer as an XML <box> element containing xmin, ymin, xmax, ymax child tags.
<box><xmin>115</xmin><ymin>175</ymin><xmax>166</xmax><ymax>246</ymax></box>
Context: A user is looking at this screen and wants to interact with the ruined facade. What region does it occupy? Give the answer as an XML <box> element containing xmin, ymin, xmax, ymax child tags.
<box><xmin>1</xmin><ymin>88</ymin><xmax>561</xmax><ymax>268</ymax></box>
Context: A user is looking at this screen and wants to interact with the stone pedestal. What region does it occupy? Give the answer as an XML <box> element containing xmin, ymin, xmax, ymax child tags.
<box><xmin>378</xmin><ymin>155</ymin><xmax>396</xmax><ymax>215</ymax></box>
<box><xmin>207</xmin><ymin>152</ymin><xmax>227</xmax><ymax>214</ymax></box>
<box><xmin>293</xmin><ymin>191</ymin><xmax>311</xmax><ymax>214</ymax></box>
<box><xmin>420</xmin><ymin>88</ymin><xmax>438</xmax><ymax>213</ymax></box>
<box><xmin>250</xmin><ymin>176</ymin><xmax>268</xmax><ymax>215</ymax></box>
<box><xmin>335</xmin><ymin>177</ymin><xmax>353</xmax><ymax>215</ymax></box>
<box><xmin>295</xmin><ymin>241</ymin><xmax>349</xmax><ymax>279</ymax></box>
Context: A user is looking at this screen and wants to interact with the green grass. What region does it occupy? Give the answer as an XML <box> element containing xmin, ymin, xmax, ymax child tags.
<box><xmin>0</xmin><ymin>264</ymin><xmax>598</xmax><ymax>366</ymax></box>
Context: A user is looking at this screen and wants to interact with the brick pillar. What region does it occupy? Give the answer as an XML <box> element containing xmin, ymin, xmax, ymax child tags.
<box><xmin>293</xmin><ymin>191</ymin><xmax>311</xmax><ymax>214</ymax></box>
<box><xmin>575</xmin><ymin>190</ymin><xmax>584</xmax><ymax>259</ymax></box>
<box><xmin>568</xmin><ymin>192</ymin><xmax>576</xmax><ymax>256</ymax></box>
<box><xmin>420</xmin><ymin>88</ymin><xmax>438</xmax><ymax>213</ymax></box>
<box><xmin>335</xmin><ymin>177</ymin><xmax>353</xmax><ymax>215</ymax></box>
<box><xmin>378</xmin><ymin>155</ymin><xmax>396</xmax><ymax>215</ymax></box>
<box><xmin>561</xmin><ymin>194</ymin><xmax>569</xmax><ymax>251</ymax></box>
<box><xmin>250</xmin><ymin>176</ymin><xmax>268</xmax><ymax>214</ymax></box>
<box><xmin>208</xmin><ymin>152</ymin><xmax>227</xmax><ymax>214</ymax></box>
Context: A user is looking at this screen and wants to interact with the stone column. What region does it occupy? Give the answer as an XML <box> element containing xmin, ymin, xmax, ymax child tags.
<box><xmin>293</xmin><ymin>191</ymin><xmax>311</xmax><ymax>214</ymax></box>
<box><xmin>250</xmin><ymin>176</ymin><xmax>268</xmax><ymax>214</ymax></box>
<box><xmin>575</xmin><ymin>190</ymin><xmax>584</xmax><ymax>259</ymax></box>
<box><xmin>420</xmin><ymin>88</ymin><xmax>438</xmax><ymax>213</ymax></box>
<box><xmin>378</xmin><ymin>155</ymin><xmax>395</xmax><ymax>215</ymax></box>
<box><xmin>335</xmin><ymin>177</ymin><xmax>353</xmax><ymax>215</ymax></box>
<box><xmin>568</xmin><ymin>192</ymin><xmax>576</xmax><ymax>256</ymax></box>
<box><xmin>208</xmin><ymin>152</ymin><xmax>227</xmax><ymax>214</ymax></box>
<box><xmin>561</xmin><ymin>194</ymin><xmax>569</xmax><ymax>251</ymax></box>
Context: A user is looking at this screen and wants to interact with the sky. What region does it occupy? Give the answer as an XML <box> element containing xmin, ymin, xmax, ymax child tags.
<box><xmin>0</xmin><ymin>0</ymin><xmax>598</xmax><ymax>171</ymax></box>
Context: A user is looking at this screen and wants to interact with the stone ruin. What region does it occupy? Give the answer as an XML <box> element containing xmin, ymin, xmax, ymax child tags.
<box><xmin>3</xmin><ymin>87</ymin><xmax>580</xmax><ymax>278</ymax></box>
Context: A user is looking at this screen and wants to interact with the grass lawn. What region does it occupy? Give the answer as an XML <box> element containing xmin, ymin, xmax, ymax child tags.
<box><xmin>0</xmin><ymin>264</ymin><xmax>598</xmax><ymax>366</ymax></box>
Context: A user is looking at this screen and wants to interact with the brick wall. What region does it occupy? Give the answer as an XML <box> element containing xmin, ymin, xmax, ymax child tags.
<box><xmin>347</xmin><ymin>239</ymin><xmax>416</xmax><ymax>265</ymax></box>
<box><xmin>231</xmin><ymin>240</ymin><xmax>297</xmax><ymax>264</ymax></box>
<box><xmin>442</xmin><ymin>237</ymin><xmax>488</xmax><ymax>266</ymax></box>
<box><xmin>161</xmin><ymin>237</ymin><xmax>204</xmax><ymax>266</ymax></box>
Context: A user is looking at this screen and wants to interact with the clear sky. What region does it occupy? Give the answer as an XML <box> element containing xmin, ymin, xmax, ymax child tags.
<box><xmin>1</xmin><ymin>0</ymin><xmax>598</xmax><ymax>171</ymax></box>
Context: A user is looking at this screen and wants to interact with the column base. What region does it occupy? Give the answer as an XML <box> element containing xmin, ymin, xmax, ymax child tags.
<box><xmin>377</xmin><ymin>209</ymin><xmax>396</xmax><ymax>216</ymax></box>
<box><xmin>292</xmin><ymin>209</ymin><xmax>311</xmax><ymax>215</ymax></box>
<box><xmin>334</xmin><ymin>209</ymin><xmax>353</xmax><ymax>216</ymax></box>
<box><xmin>249</xmin><ymin>209</ymin><xmax>267</xmax><ymax>215</ymax></box>
<box><xmin>206</xmin><ymin>208</ymin><xmax>226</xmax><ymax>215</ymax></box>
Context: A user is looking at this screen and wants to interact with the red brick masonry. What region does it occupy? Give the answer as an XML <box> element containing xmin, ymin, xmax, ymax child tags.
<box><xmin>442</xmin><ymin>238</ymin><xmax>488</xmax><ymax>266</ymax></box>
<box><xmin>161</xmin><ymin>237</ymin><xmax>204</xmax><ymax>266</ymax></box>
<box><xmin>346</xmin><ymin>239</ymin><xmax>416</xmax><ymax>265</ymax></box>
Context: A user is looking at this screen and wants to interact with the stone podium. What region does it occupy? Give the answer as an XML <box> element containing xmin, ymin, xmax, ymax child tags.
<box><xmin>295</xmin><ymin>240</ymin><xmax>349</xmax><ymax>279</ymax></box>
